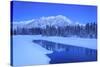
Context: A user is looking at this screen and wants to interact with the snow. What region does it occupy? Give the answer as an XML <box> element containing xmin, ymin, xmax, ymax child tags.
<box><xmin>41</xmin><ymin>36</ymin><xmax>97</xmax><ymax>50</ymax></box>
<box><xmin>12</xmin><ymin>35</ymin><xmax>52</xmax><ymax>66</ymax></box>
<box><xmin>12</xmin><ymin>35</ymin><xmax>97</xmax><ymax>66</ymax></box>
<box><xmin>13</xmin><ymin>15</ymin><xmax>84</xmax><ymax>29</ymax></box>
<box><xmin>20</xmin><ymin>35</ymin><xmax>96</xmax><ymax>49</ymax></box>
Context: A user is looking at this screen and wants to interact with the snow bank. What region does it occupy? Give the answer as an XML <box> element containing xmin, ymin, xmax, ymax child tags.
<box><xmin>12</xmin><ymin>35</ymin><xmax>52</xmax><ymax>66</ymax></box>
<box><xmin>42</xmin><ymin>36</ymin><xmax>97</xmax><ymax>50</ymax></box>
<box><xmin>20</xmin><ymin>35</ymin><xmax>97</xmax><ymax>49</ymax></box>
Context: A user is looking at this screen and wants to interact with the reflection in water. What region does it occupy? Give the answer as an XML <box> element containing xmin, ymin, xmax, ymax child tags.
<box><xmin>33</xmin><ymin>40</ymin><xmax>97</xmax><ymax>63</ymax></box>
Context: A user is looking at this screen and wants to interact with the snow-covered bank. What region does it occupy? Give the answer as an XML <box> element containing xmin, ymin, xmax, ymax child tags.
<box><xmin>41</xmin><ymin>36</ymin><xmax>97</xmax><ymax>50</ymax></box>
<box><xmin>12</xmin><ymin>35</ymin><xmax>97</xmax><ymax>66</ymax></box>
<box><xmin>12</xmin><ymin>35</ymin><xmax>52</xmax><ymax>66</ymax></box>
<box><xmin>13</xmin><ymin>35</ymin><xmax>97</xmax><ymax>49</ymax></box>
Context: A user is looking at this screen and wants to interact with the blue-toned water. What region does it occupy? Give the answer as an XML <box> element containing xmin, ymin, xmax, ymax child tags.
<box><xmin>33</xmin><ymin>40</ymin><xmax>97</xmax><ymax>64</ymax></box>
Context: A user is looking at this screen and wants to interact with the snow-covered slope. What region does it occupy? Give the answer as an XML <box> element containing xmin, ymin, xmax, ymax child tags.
<box><xmin>27</xmin><ymin>15</ymin><xmax>72</xmax><ymax>28</ymax></box>
<box><xmin>13</xmin><ymin>15</ymin><xmax>83</xmax><ymax>29</ymax></box>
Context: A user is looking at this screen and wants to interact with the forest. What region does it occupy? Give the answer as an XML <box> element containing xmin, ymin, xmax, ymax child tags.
<box><xmin>12</xmin><ymin>22</ymin><xmax>97</xmax><ymax>38</ymax></box>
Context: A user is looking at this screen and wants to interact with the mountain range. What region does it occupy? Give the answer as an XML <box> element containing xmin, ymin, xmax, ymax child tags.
<box><xmin>13</xmin><ymin>15</ymin><xmax>85</xmax><ymax>30</ymax></box>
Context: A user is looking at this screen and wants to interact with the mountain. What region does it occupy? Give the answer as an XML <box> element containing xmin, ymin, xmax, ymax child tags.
<box><xmin>13</xmin><ymin>15</ymin><xmax>84</xmax><ymax>29</ymax></box>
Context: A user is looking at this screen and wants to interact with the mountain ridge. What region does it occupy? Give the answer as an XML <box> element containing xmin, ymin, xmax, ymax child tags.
<box><xmin>13</xmin><ymin>15</ymin><xmax>84</xmax><ymax>29</ymax></box>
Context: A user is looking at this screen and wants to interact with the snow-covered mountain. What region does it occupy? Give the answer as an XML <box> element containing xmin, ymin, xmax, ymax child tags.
<box><xmin>13</xmin><ymin>15</ymin><xmax>84</xmax><ymax>29</ymax></box>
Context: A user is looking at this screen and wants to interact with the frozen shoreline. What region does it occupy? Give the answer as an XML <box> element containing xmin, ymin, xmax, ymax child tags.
<box><xmin>12</xmin><ymin>35</ymin><xmax>97</xmax><ymax>66</ymax></box>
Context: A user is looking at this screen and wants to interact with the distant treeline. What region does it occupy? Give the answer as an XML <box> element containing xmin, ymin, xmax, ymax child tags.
<box><xmin>12</xmin><ymin>22</ymin><xmax>97</xmax><ymax>38</ymax></box>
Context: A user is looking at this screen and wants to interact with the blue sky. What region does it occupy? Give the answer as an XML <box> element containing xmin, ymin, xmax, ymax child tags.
<box><xmin>11</xmin><ymin>1</ymin><xmax>97</xmax><ymax>24</ymax></box>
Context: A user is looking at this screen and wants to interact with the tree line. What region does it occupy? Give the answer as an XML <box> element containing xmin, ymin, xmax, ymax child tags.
<box><xmin>12</xmin><ymin>22</ymin><xmax>97</xmax><ymax>38</ymax></box>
